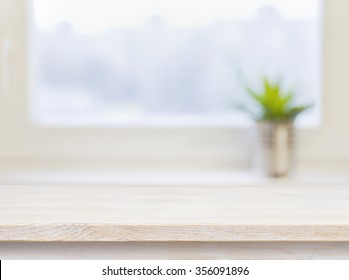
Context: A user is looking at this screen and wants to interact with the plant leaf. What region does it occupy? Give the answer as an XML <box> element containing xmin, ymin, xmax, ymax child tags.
<box><xmin>238</xmin><ymin>77</ymin><xmax>314</xmax><ymax>121</ymax></box>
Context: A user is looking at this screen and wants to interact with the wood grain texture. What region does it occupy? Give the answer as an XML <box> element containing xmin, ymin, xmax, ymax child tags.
<box><xmin>2</xmin><ymin>242</ymin><xmax>349</xmax><ymax>260</ymax></box>
<box><xmin>1</xmin><ymin>185</ymin><xmax>349</xmax><ymax>241</ymax></box>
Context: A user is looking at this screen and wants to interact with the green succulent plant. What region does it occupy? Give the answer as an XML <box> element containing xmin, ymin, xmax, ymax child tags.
<box><xmin>236</xmin><ymin>77</ymin><xmax>313</xmax><ymax>122</ymax></box>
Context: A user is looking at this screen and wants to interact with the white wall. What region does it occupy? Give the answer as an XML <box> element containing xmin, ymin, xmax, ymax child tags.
<box><xmin>0</xmin><ymin>0</ymin><xmax>348</xmax><ymax>169</ymax></box>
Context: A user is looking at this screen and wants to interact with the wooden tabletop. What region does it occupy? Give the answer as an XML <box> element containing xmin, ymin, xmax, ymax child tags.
<box><xmin>1</xmin><ymin>185</ymin><xmax>349</xmax><ymax>242</ymax></box>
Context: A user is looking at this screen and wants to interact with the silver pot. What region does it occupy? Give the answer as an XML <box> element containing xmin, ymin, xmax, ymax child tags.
<box><xmin>254</xmin><ymin>120</ymin><xmax>295</xmax><ymax>178</ymax></box>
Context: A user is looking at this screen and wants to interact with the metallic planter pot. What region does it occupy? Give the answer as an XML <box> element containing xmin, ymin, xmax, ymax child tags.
<box><xmin>255</xmin><ymin>120</ymin><xmax>295</xmax><ymax>178</ymax></box>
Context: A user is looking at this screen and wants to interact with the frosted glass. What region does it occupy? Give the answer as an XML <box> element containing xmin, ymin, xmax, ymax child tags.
<box><xmin>32</xmin><ymin>0</ymin><xmax>321</xmax><ymax>126</ymax></box>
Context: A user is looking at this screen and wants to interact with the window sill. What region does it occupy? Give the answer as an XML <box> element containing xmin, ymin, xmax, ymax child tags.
<box><xmin>31</xmin><ymin>113</ymin><xmax>321</xmax><ymax>129</ymax></box>
<box><xmin>0</xmin><ymin>160</ymin><xmax>348</xmax><ymax>186</ymax></box>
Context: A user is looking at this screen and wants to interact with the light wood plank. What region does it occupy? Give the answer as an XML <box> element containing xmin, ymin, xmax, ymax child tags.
<box><xmin>2</xmin><ymin>242</ymin><xmax>349</xmax><ymax>260</ymax></box>
<box><xmin>1</xmin><ymin>185</ymin><xmax>349</xmax><ymax>241</ymax></box>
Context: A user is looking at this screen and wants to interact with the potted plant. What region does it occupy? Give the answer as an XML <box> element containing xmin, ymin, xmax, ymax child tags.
<box><xmin>237</xmin><ymin>77</ymin><xmax>312</xmax><ymax>177</ymax></box>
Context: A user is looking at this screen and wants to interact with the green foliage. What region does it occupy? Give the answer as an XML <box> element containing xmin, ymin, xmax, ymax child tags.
<box><xmin>237</xmin><ymin>77</ymin><xmax>313</xmax><ymax>122</ymax></box>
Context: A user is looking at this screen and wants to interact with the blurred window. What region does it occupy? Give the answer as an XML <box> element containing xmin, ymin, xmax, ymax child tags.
<box><xmin>32</xmin><ymin>0</ymin><xmax>321</xmax><ymax>126</ymax></box>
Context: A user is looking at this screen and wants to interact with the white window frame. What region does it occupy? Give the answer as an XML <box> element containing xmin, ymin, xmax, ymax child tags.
<box><xmin>0</xmin><ymin>0</ymin><xmax>348</xmax><ymax>170</ymax></box>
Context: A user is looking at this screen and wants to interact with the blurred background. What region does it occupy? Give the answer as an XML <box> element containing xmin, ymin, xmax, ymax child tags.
<box><xmin>32</xmin><ymin>0</ymin><xmax>321</xmax><ymax>126</ymax></box>
<box><xmin>0</xmin><ymin>0</ymin><xmax>347</xmax><ymax>185</ymax></box>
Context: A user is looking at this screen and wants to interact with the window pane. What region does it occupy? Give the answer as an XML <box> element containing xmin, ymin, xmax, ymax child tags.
<box><xmin>32</xmin><ymin>0</ymin><xmax>321</xmax><ymax>126</ymax></box>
